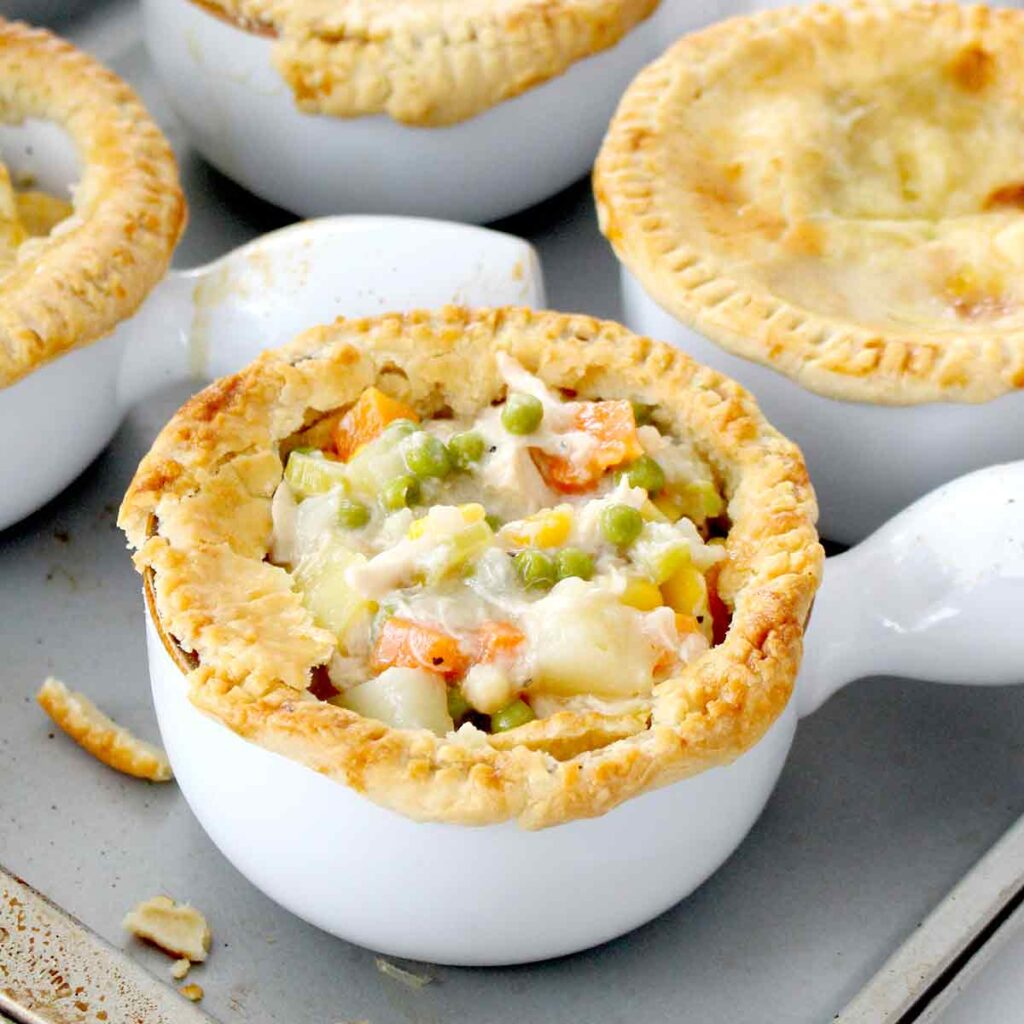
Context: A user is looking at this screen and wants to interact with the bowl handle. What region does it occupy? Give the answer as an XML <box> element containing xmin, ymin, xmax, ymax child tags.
<box><xmin>114</xmin><ymin>271</ymin><xmax>195</xmax><ymax>412</ymax></box>
<box><xmin>116</xmin><ymin>215</ymin><xmax>546</xmax><ymax>409</ymax></box>
<box><xmin>797</xmin><ymin>461</ymin><xmax>1024</xmax><ymax>718</ymax></box>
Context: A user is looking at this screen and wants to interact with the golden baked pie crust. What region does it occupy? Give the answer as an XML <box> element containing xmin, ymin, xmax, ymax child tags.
<box><xmin>120</xmin><ymin>307</ymin><xmax>822</xmax><ymax>829</ymax></box>
<box><xmin>595</xmin><ymin>1</ymin><xmax>1024</xmax><ymax>405</ymax></box>
<box><xmin>187</xmin><ymin>0</ymin><xmax>661</xmax><ymax>126</ymax></box>
<box><xmin>0</xmin><ymin>19</ymin><xmax>185</xmax><ymax>390</ymax></box>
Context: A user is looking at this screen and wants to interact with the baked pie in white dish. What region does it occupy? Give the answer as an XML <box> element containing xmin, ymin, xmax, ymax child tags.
<box><xmin>0</xmin><ymin>18</ymin><xmax>185</xmax><ymax>531</ymax></box>
<box><xmin>141</xmin><ymin>0</ymin><xmax>724</xmax><ymax>220</ymax></box>
<box><xmin>596</xmin><ymin>1</ymin><xmax>1024</xmax><ymax>542</ymax></box>
<box><xmin>121</xmin><ymin>306</ymin><xmax>824</xmax><ymax>961</ymax></box>
<box><xmin>123</xmin><ymin>306</ymin><xmax>1024</xmax><ymax>965</ymax></box>
<box><xmin>123</xmin><ymin>307</ymin><xmax>822</xmax><ymax>826</ymax></box>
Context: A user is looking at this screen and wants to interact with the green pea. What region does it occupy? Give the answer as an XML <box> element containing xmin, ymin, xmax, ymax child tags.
<box><xmin>447</xmin><ymin>686</ymin><xmax>471</xmax><ymax>723</ymax></box>
<box><xmin>380</xmin><ymin>474</ymin><xmax>421</xmax><ymax>511</ymax></box>
<box><xmin>448</xmin><ymin>431</ymin><xmax>486</xmax><ymax>469</ymax></box>
<box><xmin>484</xmin><ymin>513</ymin><xmax>503</xmax><ymax>533</ymax></box>
<box><xmin>404</xmin><ymin>433</ymin><xmax>452</xmax><ymax>479</ymax></box>
<box><xmin>337</xmin><ymin>499</ymin><xmax>370</xmax><ymax>530</ymax></box>
<box><xmin>630</xmin><ymin>400</ymin><xmax>655</xmax><ymax>426</ymax></box>
<box><xmin>501</xmin><ymin>393</ymin><xmax>544</xmax><ymax>435</ymax></box>
<box><xmin>385</xmin><ymin>418</ymin><xmax>419</xmax><ymax>439</ymax></box>
<box><xmin>513</xmin><ymin>549</ymin><xmax>557</xmax><ymax>590</ymax></box>
<box><xmin>600</xmin><ymin>504</ymin><xmax>644</xmax><ymax>547</ymax></box>
<box><xmin>491</xmin><ymin>699</ymin><xmax>536</xmax><ymax>733</ymax></box>
<box><xmin>626</xmin><ymin>455</ymin><xmax>666</xmax><ymax>494</ymax></box>
<box><xmin>556</xmin><ymin>547</ymin><xmax>594</xmax><ymax>581</ymax></box>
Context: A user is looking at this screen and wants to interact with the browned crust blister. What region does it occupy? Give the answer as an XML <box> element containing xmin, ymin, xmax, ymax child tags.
<box><xmin>594</xmin><ymin>1</ymin><xmax>1024</xmax><ymax>405</ymax></box>
<box><xmin>120</xmin><ymin>308</ymin><xmax>822</xmax><ymax>829</ymax></box>
<box><xmin>189</xmin><ymin>0</ymin><xmax>661</xmax><ymax>126</ymax></box>
<box><xmin>0</xmin><ymin>18</ymin><xmax>185</xmax><ymax>390</ymax></box>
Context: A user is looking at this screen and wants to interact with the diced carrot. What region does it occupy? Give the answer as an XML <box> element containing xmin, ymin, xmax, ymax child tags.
<box><xmin>533</xmin><ymin>400</ymin><xmax>643</xmax><ymax>493</ymax></box>
<box><xmin>473</xmin><ymin>621</ymin><xmax>526</xmax><ymax>664</ymax></box>
<box><xmin>333</xmin><ymin>387</ymin><xmax>418</xmax><ymax>461</ymax></box>
<box><xmin>370</xmin><ymin>618</ymin><xmax>469</xmax><ymax>679</ymax></box>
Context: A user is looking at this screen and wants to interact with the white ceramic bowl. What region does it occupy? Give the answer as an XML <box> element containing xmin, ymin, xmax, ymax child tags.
<box><xmin>622</xmin><ymin>276</ymin><xmax>1024</xmax><ymax>545</ymax></box>
<box><xmin>144</xmin><ymin>437</ymin><xmax>1024</xmax><ymax>964</ymax></box>
<box><xmin>140</xmin><ymin>0</ymin><xmax>734</xmax><ymax>223</ymax></box>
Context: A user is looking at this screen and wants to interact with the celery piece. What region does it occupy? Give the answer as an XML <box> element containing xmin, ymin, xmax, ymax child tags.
<box><xmin>345</xmin><ymin>430</ymin><xmax>410</xmax><ymax>500</ymax></box>
<box><xmin>284</xmin><ymin>450</ymin><xmax>348</xmax><ymax>500</ymax></box>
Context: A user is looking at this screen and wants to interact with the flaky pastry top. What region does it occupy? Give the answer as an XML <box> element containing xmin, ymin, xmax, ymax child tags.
<box><xmin>189</xmin><ymin>0</ymin><xmax>660</xmax><ymax>126</ymax></box>
<box><xmin>120</xmin><ymin>308</ymin><xmax>822</xmax><ymax>829</ymax></box>
<box><xmin>0</xmin><ymin>19</ymin><xmax>185</xmax><ymax>390</ymax></box>
<box><xmin>596</xmin><ymin>2</ymin><xmax>1024</xmax><ymax>404</ymax></box>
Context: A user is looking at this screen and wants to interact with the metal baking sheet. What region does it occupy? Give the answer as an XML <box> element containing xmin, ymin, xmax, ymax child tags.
<box><xmin>1</xmin><ymin>2</ymin><xmax>1023</xmax><ymax>1021</ymax></box>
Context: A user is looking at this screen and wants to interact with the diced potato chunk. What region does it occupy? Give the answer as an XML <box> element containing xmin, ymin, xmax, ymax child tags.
<box><xmin>294</xmin><ymin>538</ymin><xmax>375</xmax><ymax>648</ymax></box>
<box><xmin>462</xmin><ymin>663</ymin><xmax>516</xmax><ymax>715</ymax></box>
<box><xmin>340</xmin><ymin>668</ymin><xmax>453</xmax><ymax>735</ymax></box>
<box><xmin>523</xmin><ymin>581</ymin><xmax>657</xmax><ymax>698</ymax></box>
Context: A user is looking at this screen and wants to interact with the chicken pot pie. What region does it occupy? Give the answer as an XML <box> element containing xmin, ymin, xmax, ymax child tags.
<box><xmin>0</xmin><ymin>19</ymin><xmax>185</xmax><ymax>390</ymax></box>
<box><xmin>595</xmin><ymin>1</ymin><xmax>1024</xmax><ymax>404</ymax></box>
<box><xmin>120</xmin><ymin>308</ymin><xmax>821</xmax><ymax>829</ymax></box>
<box><xmin>186</xmin><ymin>0</ymin><xmax>661</xmax><ymax>126</ymax></box>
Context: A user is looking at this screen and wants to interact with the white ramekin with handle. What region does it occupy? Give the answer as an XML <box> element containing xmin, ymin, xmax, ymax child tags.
<box><xmin>145</xmin><ymin>440</ymin><xmax>1024</xmax><ymax>966</ymax></box>
<box><xmin>0</xmin><ymin>114</ymin><xmax>543</xmax><ymax>533</ymax></box>
<box><xmin>139</xmin><ymin>0</ymin><xmax>738</xmax><ymax>223</ymax></box>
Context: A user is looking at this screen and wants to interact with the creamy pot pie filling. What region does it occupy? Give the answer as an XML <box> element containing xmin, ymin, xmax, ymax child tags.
<box><xmin>0</xmin><ymin>160</ymin><xmax>73</xmax><ymax>275</ymax></box>
<box><xmin>270</xmin><ymin>354</ymin><xmax>729</xmax><ymax>739</ymax></box>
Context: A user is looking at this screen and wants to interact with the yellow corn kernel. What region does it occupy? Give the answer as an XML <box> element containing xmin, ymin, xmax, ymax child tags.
<box><xmin>620</xmin><ymin>577</ymin><xmax>664</xmax><ymax>612</ymax></box>
<box><xmin>661</xmin><ymin>564</ymin><xmax>707</xmax><ymax>616</ymax></box>
<box><xmin>500</xmin><ymin>505</ymin><xmax>572</xmax><ymax>548</ymax></box>
<box><xmin>407</xmin><ymin>503</ymin><xmax>485</xmax><ymax>539</ymax></box>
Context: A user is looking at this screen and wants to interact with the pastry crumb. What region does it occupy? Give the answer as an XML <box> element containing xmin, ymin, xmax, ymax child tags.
<box><xmin>179</xmin><ymin>983</ymin><xmax>204</xmax><ymax>1002</ymax></box>
<box><xmin>374</xmin><ymin>957</ymin><xmax>432</xmax><ymax>988</ymax></box>
<box><xmin>37</xmin><ymin>677</ymin><xmax>172</xmax><ymax>782</ymax></box>
<box><xmin>123</xmin><ymin>896</ymin><xmax>210</xmax><ymax>962</ymax></box>
<box><xmin>170</xmin><ymin>958</ymin><xmax>191</xmax><ymax>980</ymax></box>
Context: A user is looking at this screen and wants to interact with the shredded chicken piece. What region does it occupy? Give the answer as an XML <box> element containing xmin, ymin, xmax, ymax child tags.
<box><xmin>123</xmin><ymin>896</ymin><xmax>211</xmax><ymax>962</ymax></box>
<box><xmin>171</xmin><ymin>958</ymin><xmax>191</xmax><ymax>980</ymax></box>
<box><xmin>37</xmin><ymin>678</ymin><xmax>172</xmax><ymax>782</ymax></box>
